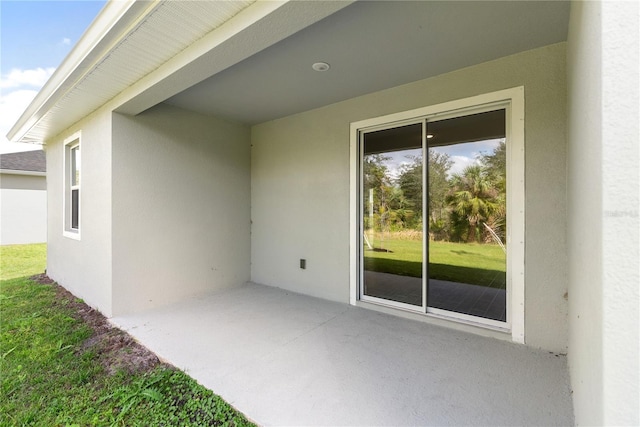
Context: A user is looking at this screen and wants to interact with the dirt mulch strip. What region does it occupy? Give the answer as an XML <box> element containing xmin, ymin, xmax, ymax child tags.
<box><xmin>30</xmin><ymin>273</ymin><xmax>161</xmax><ymax>375</ymax></box>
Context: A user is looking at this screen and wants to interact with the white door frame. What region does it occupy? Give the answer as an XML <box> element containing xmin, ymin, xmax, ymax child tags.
<box><xmin>349</xmin><ymin>87</ymin><xmax>525</xmax><ymax>343</ymax></box>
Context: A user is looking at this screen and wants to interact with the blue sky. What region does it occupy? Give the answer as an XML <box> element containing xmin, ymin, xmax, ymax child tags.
<box><xmin>0</xmin><ymin>0</ymin><xmax>106</xmax><ymax>153</ymax></box>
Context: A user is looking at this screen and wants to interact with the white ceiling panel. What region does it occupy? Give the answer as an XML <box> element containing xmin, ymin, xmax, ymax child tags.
<box><xmin>166</xmin><ymin>1</ymin><xmax>570</xmax><ymax>125</ymax></box>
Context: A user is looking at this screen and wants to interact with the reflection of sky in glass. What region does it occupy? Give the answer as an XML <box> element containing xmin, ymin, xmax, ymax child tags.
<box><xmin>381</xmin><ymin>148</ymin><xmax>421</xmax><ymax>180</ymax></box>
<box><xmin>378</xmin><ymin>138</ymin><xmax>503</xmax><ymax>180</ymax></box>
<box><xmin>72</xmin><ymin>146</ymin><xmax>81</xmax><ymax>185</ymax></box>
<box><xmin>431</xmin><ymin>138</ymin><xmax>502</xmax><ymax>177</ymax></box>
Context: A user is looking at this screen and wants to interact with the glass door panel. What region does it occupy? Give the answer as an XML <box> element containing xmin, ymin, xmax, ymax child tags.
<box><xmin>362</xmin><ymin>123</ymin><xmax>423</xmax><ymax>307</ymax></box>
<box><xmin>426</xmin><ymin>110</ymin><xmax>507</xmax><ymax>321</ymax></box>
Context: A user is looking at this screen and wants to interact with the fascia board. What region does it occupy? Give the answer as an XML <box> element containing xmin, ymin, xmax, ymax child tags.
<box><xmin>0</xmin><ymin>169</ymin><xmax>46</xmax><ymax>177</ymax></box>
<box><xmin>6</xmin><ymin>0</ymin><xmax>157</xmax><ymax>142</ymax></box>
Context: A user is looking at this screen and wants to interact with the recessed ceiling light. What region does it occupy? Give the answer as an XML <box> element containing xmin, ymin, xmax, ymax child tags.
<box><xmin>312</xmin><ymin>62</ymin><xmax>330</xmax><ymax>72</ymax></box>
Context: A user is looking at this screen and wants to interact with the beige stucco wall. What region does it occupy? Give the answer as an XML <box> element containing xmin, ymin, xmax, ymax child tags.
<box><xmin>567</xmin><ymin>1</ymin><xmax>640</xmax><ymax>425</ymax></box>
<box><xmin>46</xmin><ymin>110</ymin><xmax>113</xmax><ymax>315</ymax></box>
<box><xmin>0</xmin><ymin>173</ymin><xmax>47</xmax><ymax>245</ymax></box>
<box><xmin>111</xmin><ymin>104</ymin><xmax>251</xmax><ymax>316</ymax></box>
<box><xmin>251</xmin><ymin>43</ymin><xmax>568</xmax><ymax>352</ymax></box>
<box><xmin>567</xmin><ymin>1</ymin><xmax>604</xmax><ymax>423</ymax></box>
<box><xmin>599</xmin><ymin>2</ymin><xmax>639</xmax><ymax>423</ymax></box>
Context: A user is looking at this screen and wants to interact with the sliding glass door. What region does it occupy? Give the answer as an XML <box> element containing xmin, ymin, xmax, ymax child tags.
<box><xmin>426</xmin><ymin>110</ymin><xmax>507</xmax><ymax>322</ymax></box>
<box><xmin>360</xmin><ymin>108</ymin><xmax>508</xmax><ymax>325</ymax></box>
<box><xmin>361</xmin><ymin>123</ymin><xmax>424</xmax><ymax>308</ymax></box>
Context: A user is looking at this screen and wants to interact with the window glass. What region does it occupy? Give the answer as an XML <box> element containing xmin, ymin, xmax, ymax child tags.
<box><xmin>362</xmin><ymin>123</ymin><xmax>423</xmax><ymax>306</ymax></box>
<box><xmin>427</xmin><ymin>110</ymin><xmax>507</xmax><ymax>322</ymax></box>
<box><xmin>64</xmin><ymin>136</ymin><xmax>81</xmax><ymax>237</ymax></box>
<box><xmin>71</xmin><ymin>189</ymin><xmax>79</xmax><ymax>230</ymax></box>
<box><xmin>71</xmin><ymin>146</ymin><xmax>80</xmax><ymax>186</ymax></box>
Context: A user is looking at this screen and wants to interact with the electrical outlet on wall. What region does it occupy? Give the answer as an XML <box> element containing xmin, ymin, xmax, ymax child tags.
<box><xmin>300</xmin><ymin>259</ymin><xmax>306</xmax><ymax>269</ymax></box>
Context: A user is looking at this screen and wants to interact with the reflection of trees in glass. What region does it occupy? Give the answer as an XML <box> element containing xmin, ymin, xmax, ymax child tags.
<box><xmin>364</xmin><ymin>154</ymin><xmax>418</xmax><ymax>233</ymax></box>
<box><xmin>397</xmin><ymin>155</ymin><xmax>423</xmax><ymax>229</ymax></box>
<box><xmin>363</xmin><ymin>154</ymin><xmax>388</xmax><ymax>233</ymax></box>
<box><xmin>364</xmin><ymin>141</ymin><xmax>506</xmax><ymax>245</ymax></box>
<box><xmin>387</xmin><ymin>186</ymin><xmax>416</xmax><ymax>229</ymax></box>
<box><xmin>446</xmin><ymin>141</ymin><xmax>506</xmax><ymax>243</ymax></box>
<box><xmin>448</xmin><ymin>165</ymin><xmax>499</xmax><ymax>243</ymax></box>
<box><xmin>427</xmin><ymin>151</ymin><xmax>452</xmax><ymax>240</ymax></box>
<box><xmin>480</xmin><ymin>141</ymin><xmax>506</xmax><ymax>243</ymax></box>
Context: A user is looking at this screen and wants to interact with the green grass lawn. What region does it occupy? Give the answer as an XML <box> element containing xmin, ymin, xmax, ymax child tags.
<box><xmin>0</xmin><ymin>244</ymin><xmax>254</xmax><ymax>426</ymax></box>
<box><xmin>0</xmin><ymin>243</ymin><xmax>46</xmax><ymax>280</ymax></box>
<box><xmin>364</xmin><ymin>239</ymin><xmax>506</xmax><ymax>289</ymax></box>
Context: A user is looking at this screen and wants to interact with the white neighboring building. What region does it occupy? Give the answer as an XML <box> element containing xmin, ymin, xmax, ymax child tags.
<box><xmin>0</xmin><ymin>150</ymin><xmax>47</xmax><ymax>245</ymax></box>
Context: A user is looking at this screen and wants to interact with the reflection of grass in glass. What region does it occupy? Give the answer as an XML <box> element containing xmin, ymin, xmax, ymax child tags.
<box><xmin>363</xmin><ymin>239</ymin><xmax>506</xmax><ymax>289</ymax></box>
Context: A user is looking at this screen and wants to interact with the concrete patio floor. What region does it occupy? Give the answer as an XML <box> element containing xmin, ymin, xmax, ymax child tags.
<box><xmin>111</xmin><ymin>282</ymin><xmax>574</xmax><ymax>426</ymax></box>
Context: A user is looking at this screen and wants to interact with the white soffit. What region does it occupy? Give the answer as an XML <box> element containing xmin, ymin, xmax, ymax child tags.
<box><xmin>8</xmin><ymin>0</ymin><xmax>255</xmax><ymax>143</ymax></box>
<box><xmin>9</xmin><ymin>0</ymin><xmax>355</xmax><ymax>144</ymax></box>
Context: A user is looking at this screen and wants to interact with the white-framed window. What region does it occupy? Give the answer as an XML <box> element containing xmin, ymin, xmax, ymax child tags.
<box><xmin>349</xmin><ymin>87</ymin><xmax>525</xmax><ymax>343</ymax></box>
<box><xmin>63</xmin><ymin>132</ymin><xmax>81</xmax><ymax>239</ymax></box>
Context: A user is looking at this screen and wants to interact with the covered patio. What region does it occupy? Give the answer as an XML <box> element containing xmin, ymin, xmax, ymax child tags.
<box><xmin>112</xmin><ymin>282</ymin><xmax>573</xmax><ymax>426</ymax></box>
<box><xmin>6</xmin><ymin>0</ymin><xmax>637</xmax><ymax>423</ymax></box>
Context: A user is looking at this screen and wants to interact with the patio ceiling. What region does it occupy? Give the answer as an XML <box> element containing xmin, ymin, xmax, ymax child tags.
<box><xmin>165</xmin><ymin>0</ymin><xmax>571</xmax><ymax>125</ymax></box>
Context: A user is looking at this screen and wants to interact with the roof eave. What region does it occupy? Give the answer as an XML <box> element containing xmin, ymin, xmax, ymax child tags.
<box><xmin>6</xmin><ymin>0</ymin><xmax>156</xmax><ymax>143</ymax></box>
<box><xmin>7</xmin><ymin>0</ymin><xmax>354</xmax><ymax>143</ymax></box>
<box><xmin>0</xmin><ymin>169</ymin><xmax>46</xmax><ymax>177</ymax></box>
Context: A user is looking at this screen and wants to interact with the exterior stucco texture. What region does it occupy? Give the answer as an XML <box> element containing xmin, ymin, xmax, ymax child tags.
<box><xmin>46</xmin><ymin>110</ymin><xmax>113</xmax><ymax>315</ymax></box>
<box><xmin>112</xmin><ymin>105</ymin><xmax>251</xmax><ymax>316</ymax></box>
<box><xmin>567</xmin><ymin>1</ymin><xmax>640</xmax><ymax>425</ymax></box>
